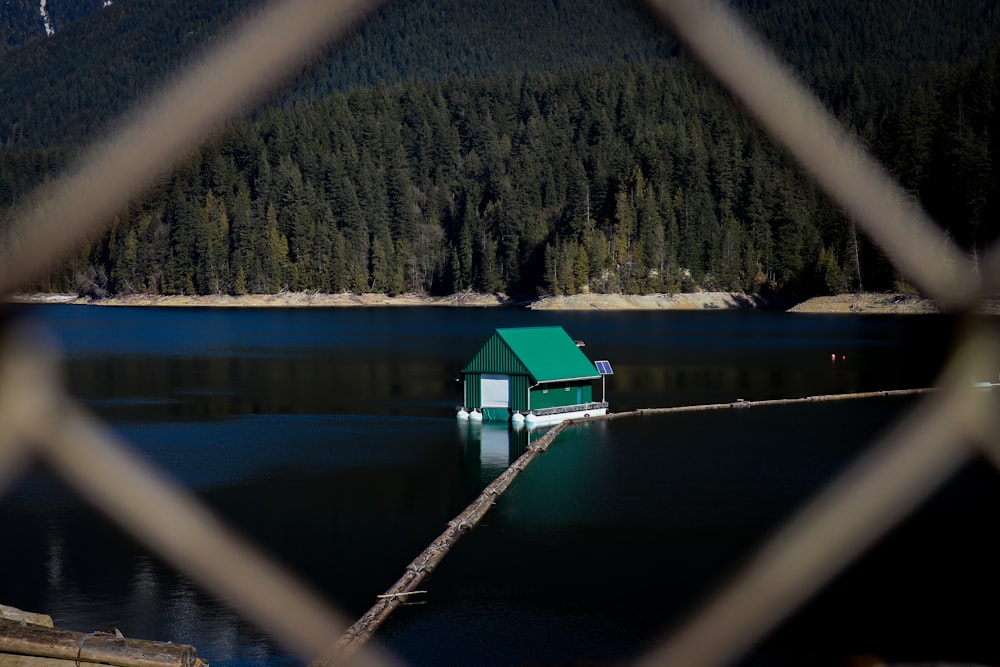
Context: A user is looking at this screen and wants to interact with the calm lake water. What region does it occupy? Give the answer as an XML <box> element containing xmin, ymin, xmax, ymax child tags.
<box><xmin>2</xmin><ymin>304</ymin><xmax>999</xmax><ymax>666</ymax></box>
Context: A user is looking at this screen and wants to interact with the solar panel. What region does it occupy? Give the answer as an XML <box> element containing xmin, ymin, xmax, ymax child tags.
<box><xmin>595</xmin><ymin>360</ymin><xmax>613</xmax><ymax>375</ymax></box>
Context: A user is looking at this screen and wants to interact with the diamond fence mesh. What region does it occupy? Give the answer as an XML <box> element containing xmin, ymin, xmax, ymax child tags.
<box><xmin>0</xmin><ymin>1</ymin><xmax>997</xmax><ymax>666</ymax></box>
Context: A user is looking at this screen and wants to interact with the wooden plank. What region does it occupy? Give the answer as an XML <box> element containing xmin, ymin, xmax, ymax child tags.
<box><xmin>0</xmin><ymin>620</ymin><xmax>201</xmax><ymax>667</ymax></box>
<box><xmin>375</xmin><ymin>590</ymin><xmax>426</xmax><ymax>599</ymax></box>
<box><xmin>0</xmin><ymin>654</ymin><xmax>208</xmax><ymax>667</ymax></box>
<box><xmin>0</xmin><ymin>653</ymin><xmax>81</xmax><ymax>666</ymax></box>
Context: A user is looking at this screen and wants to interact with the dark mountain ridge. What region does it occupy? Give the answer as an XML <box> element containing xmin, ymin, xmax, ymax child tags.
<box><xmin>2</xmin><ymin>0</ymin><xmax>998</xmax><ymax>150</ymax></box>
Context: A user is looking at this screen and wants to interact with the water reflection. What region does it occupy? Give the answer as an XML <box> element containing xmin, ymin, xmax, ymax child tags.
<box><xmin>457</xmin><ymin>421</ymin><xmax>559</xmax><ymax>484</ymax></box>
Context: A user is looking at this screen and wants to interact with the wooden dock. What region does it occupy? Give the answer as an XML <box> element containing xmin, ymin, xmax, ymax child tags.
<box><xmin>0</xmin><ymin>604</ymin><xmax>205</xmax><ymax>667</ymax></box>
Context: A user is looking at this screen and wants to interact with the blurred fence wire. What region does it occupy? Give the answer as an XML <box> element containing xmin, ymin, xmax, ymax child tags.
<box><xmin>0</xmin><ymin>0</ymin><xmax>998</xmax><ymax>666</ymax></box>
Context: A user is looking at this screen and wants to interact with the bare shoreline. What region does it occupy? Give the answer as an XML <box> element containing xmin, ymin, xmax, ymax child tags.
<box><xmin>787</xmin><ymin>292</ymin><xmax>1000</xmax><ymax>314</ymax></box>
<box><xmin>7</xmin><ymin>290</ymin><xmax>999</xmax><ymax>313</ymax></box>
<box><xmin>6</xmin><ymin>290</ymin><xmax>772</xmax><ymax>310</ymax></box>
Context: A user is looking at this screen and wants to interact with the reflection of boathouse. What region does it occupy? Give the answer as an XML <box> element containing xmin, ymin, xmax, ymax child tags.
<box><xmin>459</xmin><ymin>421</ymin><xmax>538</xmax><ymax>479</ymax></box>
<box><xmin>456</xmin><ymin>326</ymin><xmax>608</xmax><ymax>425</ymax></box>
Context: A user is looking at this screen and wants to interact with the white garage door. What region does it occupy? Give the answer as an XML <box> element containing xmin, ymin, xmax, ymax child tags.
<box><xmin>480</xmin><ymin>374</ymin><xmax>511</xmax><ymax>407</ymax></box>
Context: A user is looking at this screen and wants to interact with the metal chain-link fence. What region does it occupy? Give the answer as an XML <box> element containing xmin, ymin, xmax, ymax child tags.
<box><xmin>0</xmin><ymin>1</ymin><xmax>998</xmax><ymax>666</ymax></box>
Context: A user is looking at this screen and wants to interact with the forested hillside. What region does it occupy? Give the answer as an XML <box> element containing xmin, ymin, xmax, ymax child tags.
<box><xmin>3</xmin><ymin>0</ymin><xmax>998</xmax><ymax>149</ymax></box>
<box><xmin>0</xmin><ymin>0</ymin><xmax>673</xmax><ymax>149</ymax></box>
<box><xmin>1</xmin><ymin>0</ymin><xmax>999</xmax><ymax>299</ymax></box>
<box><xmin>0</xmin><ymin>0</ymin><xmax>263</xmax><ymax>148</ymax></box>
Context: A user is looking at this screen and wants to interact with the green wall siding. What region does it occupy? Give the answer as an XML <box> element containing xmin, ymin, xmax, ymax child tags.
<box><xmin>462</xmin><ymin>332</ymin><xmax>529</xmax><ymax>376</ymax></box>
<box><xmin>530</xmin><ymin>382</ymin><xmax>593</xmax><ymax>410</ymax></box>
<box><xmin>510</xmin><ymin>375</ymin><xmax>530</xmax><ymax>411</ymax></box>
<box><xmin>464</xmin><ymin>373</ymin><xmax>481</xmax><ymax>407</ymax></box>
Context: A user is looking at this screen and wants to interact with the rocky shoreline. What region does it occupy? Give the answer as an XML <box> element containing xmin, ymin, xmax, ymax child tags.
<box><xmin>7</xmin><ymin>290</ymin><xmax>1000</xmax><ymax>313</ymax></box>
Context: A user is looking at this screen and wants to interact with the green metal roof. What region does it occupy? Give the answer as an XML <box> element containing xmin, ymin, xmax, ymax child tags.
<box><xmin>462</xmin><ymin>326</ymin><xmax>599</xmax><ymax>383</ymax></box>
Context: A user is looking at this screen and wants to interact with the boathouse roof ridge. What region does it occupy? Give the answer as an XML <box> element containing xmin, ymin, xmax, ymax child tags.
<box><xmin>462</xmin><ymin>326</ymin><xmax>599</xmax><ymax>383</ymax></box>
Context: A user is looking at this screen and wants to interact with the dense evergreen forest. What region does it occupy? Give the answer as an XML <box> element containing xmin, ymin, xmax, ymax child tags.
<box><xmin>1</xmin><ymin>0</ymin><xmax>999</xmax><ymax>298</ymax></box>
<box><xmin>0</xmin><ymin>0</ymin><xmax>106</xmax><ymax>54</ymax></box>
<box><xmin>0</xmin><ymin>0</ymin><xmax>675</xmax><ymax>149</ymax></box>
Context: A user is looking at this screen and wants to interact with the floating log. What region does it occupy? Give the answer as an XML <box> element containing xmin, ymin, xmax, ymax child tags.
<box><xmin>598</xmin><ymin>387</ymin><xmax>936</xmax><ymax>420</ymax></box>
<box><xmin>313</xmin><ymin>421</ymin><xmax>570</xmax><ymax>666</ymax></box>
<box><xmin>0</xmin><ymin>619</ymin><xmax>205</xmax><ymax>667</ymax></box>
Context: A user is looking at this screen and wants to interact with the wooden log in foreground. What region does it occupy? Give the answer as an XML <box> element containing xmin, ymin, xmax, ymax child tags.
<box><xmin>313</xmin><ymin>421</ymin><xmax>571</xmax><ymax>667</ymax></box>
<box><xmin>0</xmin><ymin>619</ymin><xmax>204</xmax><ymax>667</ymax></box>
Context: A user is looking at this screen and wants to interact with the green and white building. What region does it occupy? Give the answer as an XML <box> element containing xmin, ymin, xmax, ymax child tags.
<box><xmin>457</xmin><ymin>326</ymin><xmax>609</xmax><ymax>425</ymax></box>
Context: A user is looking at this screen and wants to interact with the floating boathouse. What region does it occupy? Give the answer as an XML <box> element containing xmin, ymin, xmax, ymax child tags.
<box><xmin>457</xmin><ymin>326</ymin><xmax>609</xmax><ymax>425</ymax></box>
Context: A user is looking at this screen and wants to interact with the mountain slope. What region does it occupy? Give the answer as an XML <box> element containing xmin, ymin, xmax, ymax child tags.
<box><xmin>0</xmin><ymin>0</ymin><xmax>260</xmax><ymax>148</ymax></box>
<box><xmin>3</xmin><ymin>0</ymin><xmax>999</xmax><ymax>150</ymax></box>
<box><xmin>0</xmin><ymin>0</ymin><xmax>676</xmax><ymax>149</ymax></box>
<box><xmin>0</xmin><ymin>0</ymin><xmax>107</xmax><ymax>54</ymax></box>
